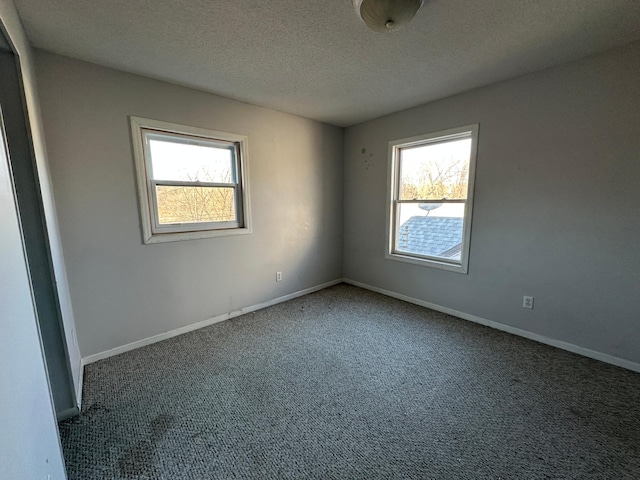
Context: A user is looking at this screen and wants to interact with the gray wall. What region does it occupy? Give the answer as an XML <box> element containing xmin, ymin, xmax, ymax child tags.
<box><xmin>35</xmin><ymin>51</ymin><xmax>344</xmax><ymax>358</ymax></box>
<box><xmin>344</xmin><ymin>41</ymin><xmax>640</xmax><ymax>364</ymax></box>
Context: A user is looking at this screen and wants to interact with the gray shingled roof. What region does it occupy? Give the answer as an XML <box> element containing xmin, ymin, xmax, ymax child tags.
<box><xmin>397</xmin><ymin>216</ymin><xmax>463</xmax><ymax>259</ymax></box>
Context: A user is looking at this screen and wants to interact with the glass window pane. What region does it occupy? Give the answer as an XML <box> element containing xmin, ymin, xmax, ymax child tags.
<box><xmin>155</xmin><ymin>185</ymin><xmax>236</xmax><ymax>224</ymax></box>
<box><xmin>395</xmin><ymin>202</ymin><xmax>465</xmax><ymax>261</ymax></box>
<box><xmin>148</xmin><ymin>136</ymin><xmax>235</xmax><ymax>184</ymax></box>
<box><xmin>399</xmin><ymin>138</ymin><xmax>471</xmax><ymax>201</ymax></box>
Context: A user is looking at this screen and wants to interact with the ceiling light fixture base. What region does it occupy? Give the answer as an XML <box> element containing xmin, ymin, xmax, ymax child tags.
<box><xmin>353</xmin><ymin>0</ymin><xmax>424</xmax><ymax>33</ymax></box>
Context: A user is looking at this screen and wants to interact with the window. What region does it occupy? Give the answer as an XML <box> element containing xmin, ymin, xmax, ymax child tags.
<box><xmin>130</xmin><ymin>117</ymin><xmax>251</xmax><ymax>244</ymax></box>
<box><xmin>387</xmin><ymin>124</ymin><xmax>478</xmax><ymax>273</ymax></box>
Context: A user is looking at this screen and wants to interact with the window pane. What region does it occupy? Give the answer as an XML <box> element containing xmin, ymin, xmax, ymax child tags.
<box><xmin>155</xmin><ymin>185</ymin><xmax>236</xmax><ymax>224</ymax></box>
<box><xmin>395</xmin><ymin>202</ymin><xmax>465</xmax><ymax>261</ymax></box>
<box><xmin>399</xmin><ymin>138</ymin><xmax>471</xmax><ymax>201</ymax></box>
<box><xmin>148</xmin><ymin>137</ymin><xmax>235</xmax><ymax>184</ymax></box>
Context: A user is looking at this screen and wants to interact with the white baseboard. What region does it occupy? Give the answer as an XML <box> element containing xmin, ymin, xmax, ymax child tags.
<box><xmin>344</xmin><ymin>278</ymin><xmax>640</xmax><ymax>374</ymax></box>
<box><xmin>76</xmin><ymin>358</ymin><xmax>84</xmax><ymax>409</ymax></box>
<box><xmin>82</xmin><ymin>279</ymin><xmax>343</xmax><ymax>366</ymax></box>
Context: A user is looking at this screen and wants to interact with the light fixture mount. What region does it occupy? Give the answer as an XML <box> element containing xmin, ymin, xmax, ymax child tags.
<box><xmin>354</xmin><ymin>0</ymin><xmax>424</xmax><ymax>33</ymax></box>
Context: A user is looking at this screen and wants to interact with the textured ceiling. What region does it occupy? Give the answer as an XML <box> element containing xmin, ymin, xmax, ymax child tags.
<box><xmin>13</xmin><ymin>0</ymin><xmax>640</xmax><ymax>126</ymax></box>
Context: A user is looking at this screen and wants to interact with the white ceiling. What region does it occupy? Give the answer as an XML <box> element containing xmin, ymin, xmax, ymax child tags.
<box><xmin>13</xmin><ymin>0</ymin><xmax>640</xmax><ymax>126</ymax></box>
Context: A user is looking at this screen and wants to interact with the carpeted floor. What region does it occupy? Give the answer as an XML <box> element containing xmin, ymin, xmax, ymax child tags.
<box><xmin>59</xmin><ymin>284</ymin><xmax>640</xmax><ymax>479</ymax></box>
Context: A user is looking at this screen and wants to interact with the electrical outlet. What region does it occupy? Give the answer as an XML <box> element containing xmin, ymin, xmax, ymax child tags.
<box><xmin>276</xmin><ymin>271</ymin><xmax>282</xmax><ymax>282</ymax></box>
<box><xmin>523</xmin><ymin>296</ymin><xmax>534</xmax><ymax>309</ymax></box>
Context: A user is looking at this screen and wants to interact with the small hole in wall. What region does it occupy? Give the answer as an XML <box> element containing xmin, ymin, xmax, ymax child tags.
<box><xmin>361</xmin><ymin>147</ymin><xmax>373</xmax><ymax>170</ymax></box>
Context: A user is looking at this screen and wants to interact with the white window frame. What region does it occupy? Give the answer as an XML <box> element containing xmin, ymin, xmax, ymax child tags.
<box><xmin>130</xmin><ymin>116</ymin><xmax>251</xmax><ymax>244</ymax></box>
<box><xmin>386</xmin><ymin>124</ymin><xmax>479</xmax><ymax>274</ymax></box>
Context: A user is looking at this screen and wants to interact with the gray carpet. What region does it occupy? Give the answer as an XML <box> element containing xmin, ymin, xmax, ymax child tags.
<box><xmin>59</xmin><ymin>284</ymin><xmax>640</xmax><ymax>479</ymax></box>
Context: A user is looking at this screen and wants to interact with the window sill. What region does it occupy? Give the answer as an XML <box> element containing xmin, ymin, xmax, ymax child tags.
<box><xmin>385</xmin><ymin>251</ymin><xmax>468</xmax><ymax>274</ymax></box>
<box><xmin>143</xmin><ymin>226</ymin><xmax>252</xmax><ymax>244</ymax></box>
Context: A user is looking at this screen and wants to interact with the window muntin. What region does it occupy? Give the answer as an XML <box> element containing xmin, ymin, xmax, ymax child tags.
<box><xmin>387</xmin><ymin>125</ymin><xmax>478</xmax><ymax>273</ymax></box>
<box><xmin>131</xmin><ymin>117</ymin><xmax>251</xmax><ymax>243</ymax></box>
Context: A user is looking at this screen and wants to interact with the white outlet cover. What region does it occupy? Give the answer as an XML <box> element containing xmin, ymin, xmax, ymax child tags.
<box><xmin>523</xmin><ymin>296</ymin><xmax>534</xmax><ymax>309</ymax></box>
